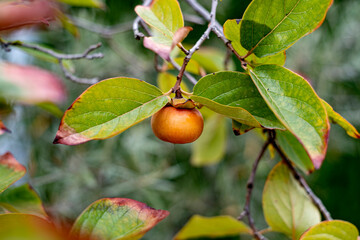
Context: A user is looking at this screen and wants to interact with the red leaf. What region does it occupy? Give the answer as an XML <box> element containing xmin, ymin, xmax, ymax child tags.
<box><xmin>0</xmin><ymin>152</ymin><xmax>26</xmax><ymax>173</ymax></box>
<box><xmin>0</xmin><ymin>120</ymin><xmax>11</xmax><ymax>135</ymax></box>
<box><xmin>0</xmin><ymin>0</ymin><xmax>58</xmax><ymax>32</ymax></box>
<box><xmin>0</xmin><ymin>63</ymin><xmax>66</xmax><ymax>104</ymax></box>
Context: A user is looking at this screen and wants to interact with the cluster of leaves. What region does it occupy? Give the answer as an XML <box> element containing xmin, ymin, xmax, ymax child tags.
<box><xmin>1</xmin><ymin>0</ymin><xmax>360</xmax><ymax>239</ymax></box>
<box><xmin>50</xmin><ymin>0</ymin><xmax>360</xmax><ymax>239</ymax></box>
<box><xmin>0</xmin><ymin>152</ymin><xmax>169</xmax><ymax>240</ymax></box>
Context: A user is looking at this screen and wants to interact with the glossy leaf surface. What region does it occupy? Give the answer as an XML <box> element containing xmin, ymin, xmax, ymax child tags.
<box><xmin>223</xmin><ymin>19</ymin><xmax>286</xmax><ymax>66</ymax></box>
<box><xmin>174</xmin><ymin>215</ymin><xmax>251</xmax><ymax>240</ymax></box>
<box><xmin>300</xmin><ymin>220</ymin><xmax>359</xmax><ymax>240</ymax></box>
<box><xmin>0</xmin><ymin>214</ymin><xmax>62</xmax><ymax>240</ymax></box>
<box><xmin>71</xmin><ymin>198</ymin><xmax>169</xmax><ymax>240</ymax></box>
<box><xmin>191</xmin><ymin>115</ymin><xmax>226</xmax><ymax>166</ymax></box>
<box><xmin>192</xmin><ymin>71</ymin><xmax>284</xmax><ymax>129</ymax></box>
<box><xmin>276</xmin><ymin>130</ymin><xmax>314</xmax><ymax>174</ymax></box>
<box><xmin>54</xmin><ymin>77</ymin><xmax>169</xmax><ymax>145</ymax></box>
<box><xmin>0</xmin><ymin>152</ymin><xmax>26</xmax><ymax>193</ymax></box>
<box><xmin>0</xmin><ymin>63</ymin><xmax>66</xmax><ymax>104</ymax></box>
<box><xmin>250</xmin><ymin>65</ymin><xmax>329</xmax><ymax>169</ymax></box>
<box><xmin>135</xmin><ymin>0</ymin><xmax>190</xmax><ymax>60</ymax></box>
<box><xmin>263</xmin><ymin>162</ymin><xmax>321</xmax><ymax>239</ymax></box>
<box><xmin>0</xmin><ymin>184</ymin><xmax>47</xmax><ymax>217</ymax></box>
<box><xmin>322</xmin><ymin>100</ymin><xmax>360</xmax><ymax>139</ymax></box>
<box><xmin>240</xmin><ymin>0</ymin><xmax>333</xmax><ymax>57</ymax></box>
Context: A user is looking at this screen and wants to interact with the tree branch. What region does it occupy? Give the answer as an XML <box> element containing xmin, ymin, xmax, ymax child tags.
<box><xmin>238</xmin><ymin>139</ymin><xmax>270</xmax><ymax>240</ymax></box>
<box><xmin>133</xmin><ymin>0</ymin><xmax>153</xmax><ymax>40</ymax></box>
<box><xmin>0</xmin><ymin>39</ymin><xmax>103</xmax><ymax>84</ymax></box>
<box><xmin>173</xmin><ymin>0</ymin><xmax>219</xmax><ymax>97</ymax></box>
<box><xmin>183</xmin><ymin>0</ymin><xmax>223</xmax><ymax>33</ymax></box>
<box><xmin>270</xmin><ymin>132</ymin><xmax>333</xmax><ymax>221</ymax></box>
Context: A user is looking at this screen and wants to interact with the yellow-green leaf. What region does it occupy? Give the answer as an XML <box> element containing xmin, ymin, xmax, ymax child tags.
<box><xmin>0</xmin><ymin>184</ymin><xmax>47</xmax><ymax>218</ymax></box>
<box><xmin>54</xmin><ymin>77</ymin><xmax>169</xmax><ymax>145</ymax></box>
<box><xmin>0</xmin><ymin>214</ymin><xmax>62</xmax><ymax>240</ymax></box>
<box><xmin>135</xmin><ymin>0</ymin><xmax>190</xmax><ymax>60</ymax></box>
<box><xmin>157</xmin><ymin>72</ymin><xmax>190</xmax><ymax>94</ymax></box>
<box><xmin>71</xmin><ymin>198</ymin><xmax>169</xmax><ymax>240</ymax></box>
<box><xmin>0</xmin><ymin>152</ymin><xmax>26</xmax><ymax>193</ymax></box>
<box><xmin>276</xmin><ymin>130</ymin><xmax>314</xmax><ymax>174</ymax></box>
<box><xmin>300</xmin><ymin>220</ymin><xmax>359</xmax><ymax>240</ymax></box>
<box><xmin>174</xmin><ymin>215</ymin><xmax>251</xmax><ymax>240</ymax></box>
<box><xmin>57</xmin><ymin>0</ymin><xmax>104</xmax><ymax>8</ymax></box>
<box><xmin>250</xmin><ymin>65</ymin><xmax>329</xmax><ymax>169</ymax></box>
<box><xmin>322</xmin><ymin>100</ymin><xmax>360</xmax><ymax>139</ymax></box>
<box><xmin>263</xmin><ymin>162</ymin><xmax>321</xmax><ymax>239</ymax></box>
<box><xmin>191</xmin><ymin>114</ymin><xmax>227</xmax><ymax>166</ymax></box>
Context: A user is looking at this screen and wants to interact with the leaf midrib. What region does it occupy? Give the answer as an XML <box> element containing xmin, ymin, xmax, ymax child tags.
<box><xmin>245</xmin><ymin>0</ymin><xmax>302</xmax><ymax>56</ymax></box>
<box><xmin>70</xmin><ymin>95</ymin><xmax>167</xmax><ymax>137</ymax></box>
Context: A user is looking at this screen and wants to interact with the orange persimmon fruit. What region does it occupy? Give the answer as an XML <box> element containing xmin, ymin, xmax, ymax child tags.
<box><xmin>151</xmin><ymin>105</ymin><xmax>204</xmax><ymax>144</ymax></box>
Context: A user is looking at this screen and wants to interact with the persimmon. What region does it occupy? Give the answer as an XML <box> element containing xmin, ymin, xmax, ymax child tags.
<box><xmin>151</xmin><ymin>105</ymin><xmax>204</xmax><ymax>144</ymax></box>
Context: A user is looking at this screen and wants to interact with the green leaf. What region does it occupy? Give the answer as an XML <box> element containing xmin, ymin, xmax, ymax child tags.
<box><xmin>189</xmin><ymin>46</ymin><xmax>234</xmax><ymax>72</ymax></box>
<box><xmin>171</xmin><ymin>57</ymin><xmax>206</xmax><ymax>76</ymax></box>
<box><xmin>223</xmin><ymin>19</ymin><xmax>286</xmax><ymax>66</ymax></box>
<box><xmin>300</xmin><ymin>220</ymin><xmax>359</xmax><ymax>240</ymax></box>
<box><xmin>0</xmin><ymin>152</ymin><xmax>26</xmax><ymax>193</ymax></box>
<box><xmin>37</xmin><ymin>102</ymin><xmax>64</xmax><ymax>119</ymax></box>
<box><xmin>192</xmin><ymin>71</ymin><xmax>284</xmax><ymax>129</ymax></box>
<box><xmin>0</xmin><ymin>120</ymin><xmax>10</xmax><ymax>135</ymax></box>
<box><xmin>135</xmin><ymin>0</ymin><xmax>190</xmax><ymax>60</ymax></box>
<box><xmin>157</xmin><ymin>72</ymin><xmax>190</xmax><ymax>94</ymax></box>
<box><xmin>322</xmin><ymin>100</ymin><xmax>360</xmax><ymax>139</ymax></box>
<box><xmin>0</xmin><ymin>184</ymin><xmax>47</xmax><ymax>217</ymax></box>
<box><xmin>240</xmin><ymin>0</ymin><xmax>333</xmax><ymax>57</ymax></box>
<box><xmin>57</xmin><ymin>10</ymin><xmax>79</xmax><ymax>37</ymax></box>
<box><xmin>70</xmin><ymin>198</ymin><xmax>169</xmax><ymax>240</ymax></box>
<box><xmin>249</xmin><ymin>65</ymin><xmax>329</xmax><ymax>169</ymax></box>
<box><xmin>0</xmin><ymin>214</ymin><xmax>62</xmax><ymax>240</ymax></box>
<box><xmin>57</xmin><ymin>0</ymin><xmax>105</xmax><ymax>8</ymax></box>
<box><xmin>276</xmin><ymin>130</ymin><xmax>314</xmax><ymax>174</ymax></box>
<box><xmin>232</xmin><ymin>120</ymin><xmax>254</xmax><ymax>136</ymax></box>
<box><xmin>263</xmin><ymin>162</ymin><xmax>321</xmax><ymax>239</ymax></box>
<box><xmin>191</xmin><ymin>114</ymin><xmax>227</xmax><ymax>166</ymax></box>
<box><xmin>174</xmin><ymin>215</ymin><xmax>251</xmax><ymax>240</ymax></box>
<box><xmin>54</xmin><ymin>77</ymin><xmax>169</xmax><ymax>145</ymax></box>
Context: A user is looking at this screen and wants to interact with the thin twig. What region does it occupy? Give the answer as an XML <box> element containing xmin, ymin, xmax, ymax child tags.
<box><xmin>0</xmin><ymin>40</ymin><xmax>103</xmax><ymax>84</ymax></box>
<box><xmin>184</xmin><ymin>0</ymin><xmax>248</xmax><ymax>69</ymax></box>
<box><xmin>238</xmin><ymin>140</ymin><xmax>270</xmax><ymax>240</ymax></box>
<box><xmin>133</xmin><ymin>0</ymin><xmax>153</xmax><ymax>40</ymax></box>
<box><xmin>183</xmin><ymin>0</ymin><xmax>223</xmax><ymax>33</ymax></box>
<box><xmin>173</xmin><ymin>0</ymin><xmax>219</xmax><ymax>97</ymax></box>
<box><xmin>270</xmin><ymin>132</ymin><xmax>333</xmax><ymax>221</ymax></box>
<box><xmin>169</xmin><ymin>57</ymin><xmax>197</xmax><ymax>85</ymax></box>
<box><xmin>71</xmin><ymin>17</ymin><xmax>133</xmax><ymax>38</ymax></box>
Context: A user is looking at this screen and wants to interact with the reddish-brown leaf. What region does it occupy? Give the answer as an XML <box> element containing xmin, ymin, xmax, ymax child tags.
<box><xmin>0</xmin><ymin>63</ymin><xmax>66</xmax><ymax>104</ymax></box>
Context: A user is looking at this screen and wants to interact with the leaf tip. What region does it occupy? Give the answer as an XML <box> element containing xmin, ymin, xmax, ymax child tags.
<box><xmin>0</xmin><ymin>152</ymin><xmax>26</xmax><ymax>173</ymax></box>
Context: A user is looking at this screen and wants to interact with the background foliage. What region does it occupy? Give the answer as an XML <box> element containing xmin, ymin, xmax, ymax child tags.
<box><xmin>0</xmin><ymin>0</ymin><xmax>359</xmax><ymax>239</ymax></box>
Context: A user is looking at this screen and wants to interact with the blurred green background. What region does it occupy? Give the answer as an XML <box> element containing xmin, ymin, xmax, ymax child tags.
<box><xmin>0</xmin><ymin>0</ymin><xmax>359</xmax><ymax>239</ymax></box>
